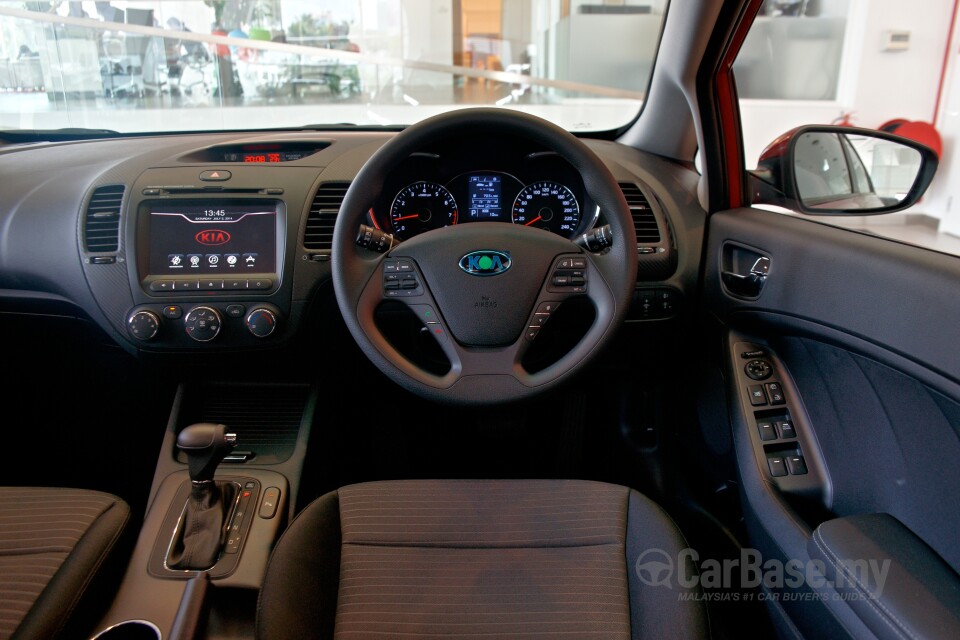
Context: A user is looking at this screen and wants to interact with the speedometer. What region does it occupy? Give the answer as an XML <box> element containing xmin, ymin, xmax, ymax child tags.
<box><xmin>390</xmin><ymin>182</ymin><xmax>458</xmax><ymax>239</ymax></box>
<box><xmin>511</xmin><ymin>182</ymin><xmax>580</xmax><ymax>237</ymax></box>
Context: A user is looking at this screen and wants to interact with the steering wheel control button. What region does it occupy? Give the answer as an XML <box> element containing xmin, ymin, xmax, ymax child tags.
<box><xmin>184</xmin><ymin>306</ymin><xmax>222</xmax><ymax>342</ymax></box>
<box><xmin>382</xmin><ymin>260</ymin><xmax>423</xmax><ymax>297</ymax></box>
<box><xmin>410</xmin><ymin>305</ymin><xmax>437</xmax><ymax>322</ymax></box>
<box><xmin>128</xmin><ymin>310</ymin><xmax>160</xmax><ymax>341</ymax></box>
<box><xmin>537</xmin><ymin>302</ymin><xmax>561</xmax><ymax>314</ymax></box>
<box><xmin>150</xmin><ymin>280</ymin><xmax>174</xmax><ymax>292</ymax></box>
<box><xmin>259</xmin><ymin>487</ymin><xmax>281</xmax><ymax>519</ymax></box>
<box><xmin>410</xmin><ymin>305</ymin><xmax>447</xmax><ymax>343</ymax></box>
<box><xmin>765</xmin><ymin>382</ymin><xmax>786</xmax><ymax>405</ymax></box>
<box><xmin>745</xmin><ymin>359</ymin><xmax>773</xmax><ymax>380</ymax></box>
<box><xmin>548</xmin><ymin>256</ymin><xmax>588</xmax><ymax>293</ymax></box>
<box><xmin>162</xmin><ymin>305</ymin><xmax>183</xmax><ymax>319</ymax></box>
<box><xmin>748</xmin><ymin>384</ymin><xmax>767</xmax><ymax>406</ymax></box>
<box><xmin>768</xmin><ymin>457</ymin><xmax>788</xmax><ymax>478</ymax></box>
<box><xmin>200</xmin><ymin>170</ymin><xmax>231</xmax><ymax>181</ymax></box>
<box><xmin>525</xmin><ymin>327</ymin><xmax>540</xmax><ymax>341</ymax></box>
<box><xmin>246</xmin><ymin>308</ymin><xmax>278</xmax><ymax>338</ymax></box>
<box><xmin>426</xmin><ymin>323</ymin><xmax>447</xmax><ymax>343</ymax></box>
<box><xmin>225</xmin><ymin>304</ymin><xmax>246</xmax><ymax>318</ymax></box>
<box><xmin>776</xmin><ymin>420</ymin><xmax>797</xmax><ymax>439</ymax></box>
<box><xmin>786</xmin><ymin>455</ymin><xmax>808</xmax><ymax>475</ymax></box>
<box><xmin>757</xmin><ymin>421</ymin><xmax>776</xmax><ymax>442</ymax></box>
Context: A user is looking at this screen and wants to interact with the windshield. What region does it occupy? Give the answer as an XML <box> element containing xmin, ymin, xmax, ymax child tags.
<box><xmin>0</xmin><ymin>1</ymin><xmax>666</xmax><ymax>133</ymax></box>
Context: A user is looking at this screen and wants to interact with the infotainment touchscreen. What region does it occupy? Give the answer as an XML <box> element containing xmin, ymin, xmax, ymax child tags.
<box><xmin>147</xmin><ymin>202</ymin><xmax>277</xmax><ymax>275</ymax></box>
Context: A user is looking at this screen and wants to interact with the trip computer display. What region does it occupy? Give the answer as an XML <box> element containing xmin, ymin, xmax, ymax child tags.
<box><xmin>467</xmin><ymin>175</ymin><xmax>502</xmax><ymax>219</ymax></box>
<box><xmin>147</xmin><ymin>201</ymin><xmax>278</xmax><ymax>275</ymax></box>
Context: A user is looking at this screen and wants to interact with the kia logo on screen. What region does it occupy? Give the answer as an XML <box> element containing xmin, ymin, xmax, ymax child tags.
<box><xmin>195</xmin><ymin>230</ymin><xmax>231</xmax><ymax>245</ymax></box>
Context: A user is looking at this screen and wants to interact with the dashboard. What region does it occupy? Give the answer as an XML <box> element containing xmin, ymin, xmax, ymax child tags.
<box><xmin>0</xmin><ymin>128</ymin><xmax>694</xmax><ymax>359</ymax></box>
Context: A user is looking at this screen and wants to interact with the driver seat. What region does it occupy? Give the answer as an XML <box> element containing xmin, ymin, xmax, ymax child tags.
<box><xmin>256</xmin><ymin>479</ymin><xmax>708</xmax><ymax>639</ymax></box>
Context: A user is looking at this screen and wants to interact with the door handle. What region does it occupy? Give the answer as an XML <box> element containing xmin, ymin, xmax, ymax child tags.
<box><xmin>722</xmin><ymin>256</ymin><xmax>770</xmax><ymax>298</ymax></box>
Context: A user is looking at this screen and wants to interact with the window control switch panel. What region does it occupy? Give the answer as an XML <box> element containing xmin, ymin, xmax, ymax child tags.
<box><xmin>731</xmin><ymin>336</ymin><xmax>830</xmax><ymax>507</ymax></box>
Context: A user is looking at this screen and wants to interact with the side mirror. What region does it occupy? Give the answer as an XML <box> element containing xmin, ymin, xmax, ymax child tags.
<box><xmin>748</xmin><ymin>125</ymin><xmax>938</xmax><ymax>215</ymax></box>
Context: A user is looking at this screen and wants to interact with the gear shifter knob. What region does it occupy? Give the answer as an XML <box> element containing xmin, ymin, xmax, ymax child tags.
<box><xmin>177</xmin><ymin>423</ymin><xmax>237</xmax><ymax>483</ymax></box>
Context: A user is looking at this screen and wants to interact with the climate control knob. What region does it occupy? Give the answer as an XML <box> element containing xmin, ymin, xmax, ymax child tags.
<box><xmin>245</xmin><ymin>307</ymin><xmax>278</xmax><ymax>338</ymax></box>
<box><xmin>128</xmin><ymin>310</ymin><xmax>160</xmax><ymax>341</ymax></box>
<box><xmin>184</xmin><ymin>306</ymin><xmax>222</xmax><ymax>342</ymax></box>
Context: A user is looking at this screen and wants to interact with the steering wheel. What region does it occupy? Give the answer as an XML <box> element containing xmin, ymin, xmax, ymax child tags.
<box><xmin>332</xmin><ymin>108</ymin><xmax>637</xmax><ymax>404</ymax></box>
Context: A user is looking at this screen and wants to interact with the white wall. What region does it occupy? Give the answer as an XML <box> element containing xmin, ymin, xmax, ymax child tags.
<box><xmin>842</xmin><ymin>0</ymin><xmax>953</xmax><ymax>129</ymax></box>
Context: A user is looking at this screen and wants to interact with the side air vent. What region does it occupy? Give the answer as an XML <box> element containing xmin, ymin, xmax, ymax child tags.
<box><xmin>84</xmin><ymin>185</ymin><xmax>125</xmax><ymax>252</ymax></box>
<box><xmin>619</xmin><ymin>182</ymin><xmax>661</xmax><ymax>243</ymax></box>
<box><xmin>304</xmin><ymin>182</ymin><xmax>350</xmax><ymax>250</ymax></box>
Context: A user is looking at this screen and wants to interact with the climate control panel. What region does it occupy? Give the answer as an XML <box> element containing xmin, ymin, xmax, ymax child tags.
<box><xmin>126</xmin><ymin>302</ymin><xmax>282</xmax><ymax>346</ymax></box>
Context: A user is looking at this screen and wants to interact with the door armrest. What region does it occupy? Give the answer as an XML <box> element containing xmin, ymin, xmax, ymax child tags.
<box><xmin>808</xmin><ymin>513</ymin><xmax>960</xmax><ymax>640</ymax></box>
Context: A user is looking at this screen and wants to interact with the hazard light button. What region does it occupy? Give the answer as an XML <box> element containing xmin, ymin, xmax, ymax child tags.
<box><xmin>200</xmin><ymin>170</ymin><xmax>231</xmax><ymax>181</ymax></box>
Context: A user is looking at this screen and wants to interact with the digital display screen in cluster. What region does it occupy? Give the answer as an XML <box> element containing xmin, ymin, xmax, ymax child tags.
<box><xmin>148</xmin><ymin>202</ymin><xmax>277</xmax><ymax>275</ymax></box>
<box><xmin>467</xmin><ymin>175</ymin><xmax>503</xmax><ymax>220</ymax></box>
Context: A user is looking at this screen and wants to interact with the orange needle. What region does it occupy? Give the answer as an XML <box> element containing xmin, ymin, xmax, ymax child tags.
<box><xmin>394</xmin><ymin>214</ymin><xmax>419</xmax><ymax>221</ymax></box>
<box><xmin>524</xmin><ymin>216</ymin><xmax>542</xmax><ymax>226</ymax></box>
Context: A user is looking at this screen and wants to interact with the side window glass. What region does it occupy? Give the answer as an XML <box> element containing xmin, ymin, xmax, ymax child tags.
<box><xmin>735</xmin><ymin>0</ymin><xmax>960</xmax><ymax>257</ymax></box>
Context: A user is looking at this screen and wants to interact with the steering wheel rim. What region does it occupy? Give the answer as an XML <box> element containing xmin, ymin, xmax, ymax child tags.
<box><xmin>332</xmin><ymin>108</ymin><xmax>637</xmax><ymax>404</ymax></box>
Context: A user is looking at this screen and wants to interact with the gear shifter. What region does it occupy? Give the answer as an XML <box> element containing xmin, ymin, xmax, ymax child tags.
<box><xmin>167</xmin><ymin>423</ymin><xmax>239</xmax><ymax>570</ymax></box>
<box><xmin>178</xmin><ymin>423</ymin><xmax>237</xmax><ymax>483</ymax></box>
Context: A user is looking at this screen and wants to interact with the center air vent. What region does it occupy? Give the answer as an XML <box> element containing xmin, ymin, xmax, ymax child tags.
<box><xmin>84</xmin><ymin>185</ymin><xmax>125</xmax><ymax>252</ymax></box>
<box><xmin>619</xmin><ymin>182</ymin><xmax>661</xmax><ymax>244</ymax></box>
<box><xmin>304</xmin><ymin>182</ymin><xmax>349</xmax><ymax>251</ymax></box>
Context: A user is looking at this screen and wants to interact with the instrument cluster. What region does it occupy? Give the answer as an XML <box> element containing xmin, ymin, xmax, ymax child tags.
<box><xmin>369</xmin><ymin>139</ymin><xmax>596</xmax><ymax>241</ymax></box>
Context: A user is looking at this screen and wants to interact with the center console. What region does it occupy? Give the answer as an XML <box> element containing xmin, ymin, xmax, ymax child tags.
<box><xmin>91</xmin><ymin>382</ymin><xmax>317</xmax><ymax>639</ymax></box>
<box><xmin>128</xmin><ymin>198</ymin><xmax>286</xmax><ymax>347</ymax></box>
<box><xmin>79</xmin><ymin>162</ymin><xmax>329</xmax><ymax>356</ymax></box>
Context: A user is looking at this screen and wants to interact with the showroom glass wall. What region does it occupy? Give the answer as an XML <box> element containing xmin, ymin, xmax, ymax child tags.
<box><xmin>0</xmin><ymin>0</ymin><xmax>672</xmax><ymax>132</ymax></box>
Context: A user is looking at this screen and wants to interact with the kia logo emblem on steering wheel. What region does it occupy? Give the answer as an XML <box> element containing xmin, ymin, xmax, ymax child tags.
<box><xmin>459</xmin><ymin>250</ymin><xmax>511</xmax><ymax>276</ymax></box>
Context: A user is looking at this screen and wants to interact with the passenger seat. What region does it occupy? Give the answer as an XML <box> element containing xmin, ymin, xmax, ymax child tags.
<box><xmin>0</xmin><ymin>487</ymin><xmax>131</xmax><ymax>640</ymax></box>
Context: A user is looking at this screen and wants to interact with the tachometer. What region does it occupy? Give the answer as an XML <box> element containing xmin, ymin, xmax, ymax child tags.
<box><xmin>390</xmin><ymin>182</ymin><xmax>458</xmax><ymax>239</ymax></box>
<box><xmin>511</xmin><ymin>182</ymin><xmax>580</xmax><ymax>237</ymax></box>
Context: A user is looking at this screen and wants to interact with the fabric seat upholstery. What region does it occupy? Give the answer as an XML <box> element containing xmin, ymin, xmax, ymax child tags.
<box><xmin>0</xmin><ymin>487</ymin><xmax>131</xmax><ymax>640</ymax></box>
<box><xmin>257</xmin><ymin>479</ymin><xmax>708</xmax><ymax>639</ymax></box>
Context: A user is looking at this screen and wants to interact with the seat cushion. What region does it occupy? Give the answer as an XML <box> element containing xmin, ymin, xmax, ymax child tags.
<box><xmin>257</xmin><ymin>479</ymin><xmax>708</xmax><ymax>640</ymax></box>
<box><xmin>0</xmin><ymin>487</ymin><xmax>130</xmax><ymax>640</ymax></box>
